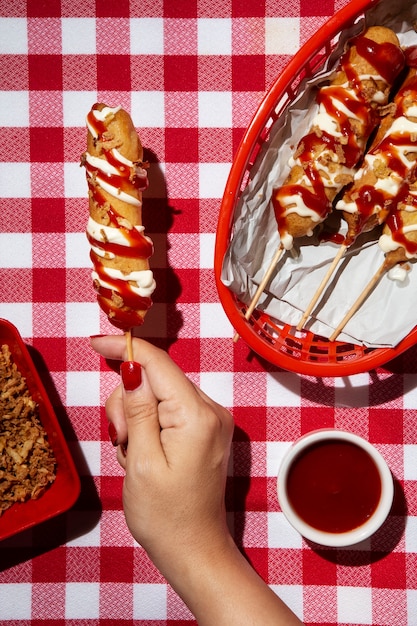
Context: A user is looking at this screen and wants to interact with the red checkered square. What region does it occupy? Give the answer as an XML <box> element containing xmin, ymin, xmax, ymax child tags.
<box><xmin>67</xmin><ymin>407</ymin><xmax>101</xmax><ymax>441</ymax></box>
<box><xmin>164</xmin><ymin>1</ymin><xmax>197</xmax><ymax>18</ymax></box>
<box><xmin>301</xmin><ymin>406</ymin><xmax>335</xmax><ymax>433</ymax></box>
<box><xmin>32</xmin><ymin>547</ymin><xmax>66</xmax><ymax>582</ymax></box>
<box><xmin>0</xmin><ymin>55</ymin><xmax>29</xmax><ymax>90</ymax></box>
<box><xmin>168</xmin><ymin>338</ymin><xmax>201</xmax><ymax>371</ymax></box>
<box><xmin>165</xmin><ymin>91</ymin><xmax>199</xmax><ymax>126</ymax></box>
<box><xmin>233</xmin><ymin>406</ymin><xmax>267</xmax><ymax>441</ymax></box>
<box><xmin>31</xmin><ymin>199</ymin><xmax>65</xmax><ymax>232</ymax></box>
<box><xmin>369</xmin><ymin>409</ymin><xmax>404</xmax><ymax>443</ymax></box>
<box><xmin>198</xmin><ymin>56</ymin><xmax>232</xmax><ymax>90</ymax></box>
<box><xmin>100</xmin><ymin>547</ymin><xmax>135</xmax><ymax>582</ymax></box>
<box><xmin>96</xmin><ymin>0</ymin><xmax>130</xmax><ymax>17</ymax></box>
<box><xmin>200</xmin><ymin>269</ymin><xmax>220</xmax><ymax>303</ymax></box>
<box><xmin>199</xmin><ymin>199</ymin><xmax>221</xmax><ymax>232</ymax></box>
<box><xmin>30</xmin><ymin>127</ymin><xmax>64</xmax><ymax>162</ymax></box>
<box><xmin>99</xmin><ymin>476</ymin><xmax>124</xmax><ymax>510</ymax></box>
<box><xmin>32</xmin><ymin>270</ymin><xmax>66</xmax><ymax>302</ymax></box>
<box><xmin>232</xmin><ymin>55</ymin><xmax>265</xmax><ymax>90</ymax></box>
<box><xmin>172</xmin><ymin>269</ymin><xmax>200</xmax><ymax>302</ymax></box>
<box><xmin>27</xmin><ymin>0</ymin><xmax>61</xmax><ymax>17</ymax></box>
<box><xmin>131</xmin><ymin>54</ymin><xmax>165</xmax><ymax>90</ymax></box>
<box><xmin>32</xmin><ymin>337</ymin><xmax>66</xmax><ymax>371</ymax></box>
<box><xmin>0</xmin><ymin>199</ymin><xmax>31</xmax><ymax>232</ymax></box>
<box><xmin>32</xmin><ymin>232</ymin><xmax>65</xmax><ymax>266</ymax></box>
<box><xmin>371</xmin><ymin>552</ymin><xmax>406</xmax><ymax>589</ymax></box>
<box><xmin>61</xmin><ymin>0</ymin><xmax>96</xmax><ymax>15</ymax></box>
<box><xmin>164</xmin><ymin>55</ymin><xmax>198</xmax><ymax>91</ymax></box>
<box><xmin>165</xmin><ymin>127</ymin><xmax>199</xmax><ymax>163</ymax></box>
<box><xmin>303</xmin><ymin>585</ymin><xmax>338</xmax><ymax>623</ymax></box>
<box><xmin>97</xmin><ymin>55</ymin><xmax>131</xmax><ymax>90</ymax></box>
<box><xmin>300</xmin><ymin>0</ymin><xmax>335</xmax><ymax>17</ymax></box>
<box><xmin>28</xmin><ymin>55</ymin><xmax>63</xmax><ymax>90</ymax></box>
<box><xmin>100</xmin><ymin>583</ymin><xmax>133</xmax><ymax>620</ymax></box>
<box><xmin>303</xmin><ymin>550</ymin><xmax>337</xmax><ymax>585</ymax></box>
<box><xmin>233</xmin><ymin>0</ymin><xmax>265</xmax><ymax>18</ymax></box>
<box><xmin>31</xmin><ymin>163</ymin><xmax>65</xmax><ymax>198</ymax></box>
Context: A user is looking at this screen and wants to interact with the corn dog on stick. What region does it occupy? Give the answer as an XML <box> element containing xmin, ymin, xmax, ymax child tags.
<box><xmin>81</xmin><ymin>103</ymin><xmax>156</xmax><ymax>352</ymax></box>
<box><xmin>330</xmin><ymin>177</ymin><xmax>417</xmax><ymax>342</ymax></box>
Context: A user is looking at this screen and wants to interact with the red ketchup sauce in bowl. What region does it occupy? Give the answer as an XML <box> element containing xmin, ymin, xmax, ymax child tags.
<box><xmin>277</xmin><ymin>430</ymin><xmax>393</xmax><ymax>547</ymax></box>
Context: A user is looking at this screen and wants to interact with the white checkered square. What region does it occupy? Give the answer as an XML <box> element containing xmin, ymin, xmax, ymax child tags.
<box><xmin>65</xmin><ymin>583</ymin><xmax>100</xmax><ymax>619</ymax></box>
<box><xmin>265</xmin><ymin>18</ymin><xmax>300</xmax><ymax>54</ymax></box>
<box><xmin>266</xmin><ymin>372</ymin><xmax>301</xmax><ymax>407</ymax></box>
<box><xmin>133</xmin><ymin>583</ymin><xmax>167</xmax><ymax>620</ymax></box>
<box><xmin>0</xmin><ymin>584</ymin><xmax>31</xmax><ymax>619</ymax></box>
<box><xmin>62</xmin><ymin>18</ymin><xmax>96</xmax><ymax>54</ymax></box>
<box><xmin>268</xmin><ymin>512</ymin><xmax>303</xmax><ymax>549</ymax></box>
<box><xmin>337</xmin><ymin>586</ymin><xmax>372</xmax><ymax>624</ymax></box>
<box><xmin>0</xmin><ymin>18</ymin><xmax>27</xmax><ymax>53</ymax></box>
<box><xmin>200</xmin><ymin>302</ymin><xmax>232</xmax><ymax>338</ymax></box>
<box><xmin>198</xmin><ymin>91</ymin><xmax>233</xmax><ymax>127</ymax></box>
<box><xmin>198</xmin><ymin>18</ymin><xmax>232</xmax><ymax>55</ymax></box>
<box><xmin>0</xmin><ymin>91</ymin><xmax>29</xmax><ymax>126</ymax></box>
<box><xmin>130</xmin><ymin>18</ymin><xmax>164</xmax><ymax>54</ymax></box>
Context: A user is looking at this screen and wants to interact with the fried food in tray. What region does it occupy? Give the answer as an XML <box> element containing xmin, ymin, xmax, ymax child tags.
<box><xmin>0</xmin><ymin>344</ymin><xmax>56</xmax><ymax>516</ymax></box>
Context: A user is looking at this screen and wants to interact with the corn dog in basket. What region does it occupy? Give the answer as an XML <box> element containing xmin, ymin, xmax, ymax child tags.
<box><xmin>235</xmin><ymin>26</ymin><xmax>405</xmax><ymax>340</ymax></box>
<box><xmin>216</xmin><ymin>0</ymin><xmax>417</xmax><ymax>375</ymax></box>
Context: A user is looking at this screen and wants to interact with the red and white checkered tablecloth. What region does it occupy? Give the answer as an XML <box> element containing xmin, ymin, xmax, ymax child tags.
<box><xmin>1</xmin><ymin>0</ymin><xmax>417</xmax><ymax>624</ymax></box>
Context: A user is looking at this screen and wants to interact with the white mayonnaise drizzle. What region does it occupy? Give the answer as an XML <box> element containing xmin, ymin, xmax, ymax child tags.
<box><xmin>92</xmin><ymin>268</ymin><xmax>156</xmax><ymax>298</ymax></box>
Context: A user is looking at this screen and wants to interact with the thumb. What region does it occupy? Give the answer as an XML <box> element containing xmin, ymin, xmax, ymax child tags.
<box><xmin>120</xmin><ymin>361</ymin><xmax>165</xmax><ymax>468</ymax></box>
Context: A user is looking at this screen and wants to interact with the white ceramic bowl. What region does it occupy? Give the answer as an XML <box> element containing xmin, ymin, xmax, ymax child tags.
<box><xmin>277</xmin><ymin>429</ymin><xmax>394</xmax><ymax>547</ymax></box>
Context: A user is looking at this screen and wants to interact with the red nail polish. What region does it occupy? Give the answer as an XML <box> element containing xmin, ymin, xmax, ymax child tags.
<box><xmin>108</xmin><ymin>422</ymin><xmax>118</xmax><ymax>446</ymax></box>
<box><xmin>120</xmin><ymin>361</ymin><xmax>142</xmax><ymax>391</ymax></box>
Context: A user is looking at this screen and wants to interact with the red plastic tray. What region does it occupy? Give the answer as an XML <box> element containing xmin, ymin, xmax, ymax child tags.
<box><xmin>214</xmin><ymin>0</ymin><xmax>417</xmax><ymax>376</ymax></box>
<box><xmin>0</xmin><ymin>319</ymin><xmax>80</xmax><ymax>541</ymax></box>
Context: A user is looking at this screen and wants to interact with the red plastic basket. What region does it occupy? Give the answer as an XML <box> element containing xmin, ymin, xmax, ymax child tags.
<box><xmin>215</xmin><ymin>0</ymin><xmax>417</xmax><ymax>377</ymax></box>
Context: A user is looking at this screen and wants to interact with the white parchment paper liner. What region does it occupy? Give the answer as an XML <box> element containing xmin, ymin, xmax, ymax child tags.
<box><xmin>221</xmin><ymin>0</ymin><xmax>417</xmax><ymax>348</ymax></box>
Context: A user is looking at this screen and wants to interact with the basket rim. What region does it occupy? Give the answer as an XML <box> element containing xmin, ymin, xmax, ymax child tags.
<box><xmin>214</xmin><ymin>0</ymin><xmax>417</xmax><ymax>376</ymax></box>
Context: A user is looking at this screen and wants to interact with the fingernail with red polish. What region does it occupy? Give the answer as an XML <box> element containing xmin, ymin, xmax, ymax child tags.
<box><xmin>120</xmin><ymin>361</ymin><xmax>142</xmax><ymax>391</ymax></box>
<box><xmin>108</xmin><ymin>422</ymin><xmax>118</xmax><ymax>446</ymax></box>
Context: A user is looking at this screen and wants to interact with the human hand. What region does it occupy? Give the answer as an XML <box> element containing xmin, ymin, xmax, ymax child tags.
<box><xmin>90</xmin><ymin>335</ymin><xmax>234</xmax><ymax>574</ymax></box>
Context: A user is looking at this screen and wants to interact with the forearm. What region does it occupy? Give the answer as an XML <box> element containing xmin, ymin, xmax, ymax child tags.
<box><xmin>157</xmin><ymin>532</ymin><xmax>303</xmax><ymax>626</ymax></box>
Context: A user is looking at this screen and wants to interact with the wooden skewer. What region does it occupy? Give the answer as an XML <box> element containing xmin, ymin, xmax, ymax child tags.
<box><xmin>125</xmin><ymin>328</ymin><xmax>134</xmax><ymax>361</ymax></box>
<box><xmin>329</xmin><ymin>261</ymin><xmax>386</xmax><ymax>342</ymax></box>
<box><xmin>296</xmin><ymin>243</ymin><xmax>347</xmax><ymax>331</ymax></box>
<box><xmin>233</xmin><ymin>245</ymin><xmax>285</xmax><ymax>342</ymax></box>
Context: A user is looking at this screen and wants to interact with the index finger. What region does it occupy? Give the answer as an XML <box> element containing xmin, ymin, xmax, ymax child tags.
<box><xmin>90</xmin><ymin>335</ymin><xmax>198</xmax><ymax>404</ymax></box>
